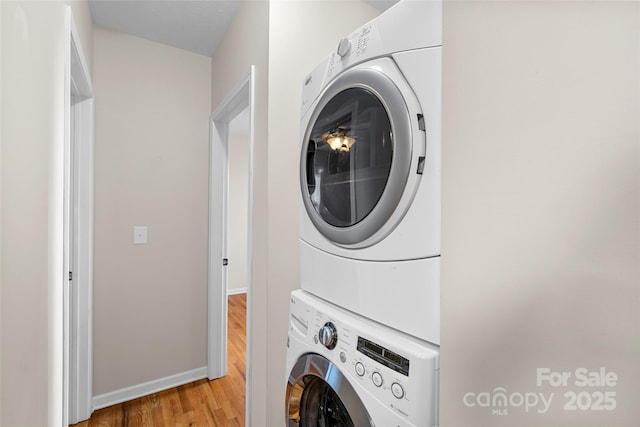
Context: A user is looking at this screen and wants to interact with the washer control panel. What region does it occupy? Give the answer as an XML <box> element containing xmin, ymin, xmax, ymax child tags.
<box><xmin>289</xmin><ymin>290</ymin><xmax>439</xmax><ymax>425</ymax></box>
<box><xmin>352</xmin><ymin>337</ymin><xmax>407</xmax><ymax>401</ymax></box>
<box><xmin>357</xmin><ymin>336</ymin><xmax>410</xmax><ymax>376</ymax></box>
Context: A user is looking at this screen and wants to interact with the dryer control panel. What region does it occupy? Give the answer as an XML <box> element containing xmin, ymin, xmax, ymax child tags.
<box><xmin>288</xmin><ymin>289</ymin><xmax>439</xmax><ymax>426</ymax></box>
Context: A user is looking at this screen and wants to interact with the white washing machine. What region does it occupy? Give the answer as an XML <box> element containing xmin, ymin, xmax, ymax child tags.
<box><xmin>299</xmin><ymin>0</ymin><xmax>442</xmax><ymax>344</ymax></box>
<box><xmin>286</xmin><ymin>290</ymin><xmax>439</xmax><ymax>426</ymax></box>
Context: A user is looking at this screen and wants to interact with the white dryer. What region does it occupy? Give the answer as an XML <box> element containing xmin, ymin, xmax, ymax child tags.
<box><xmin>285</xmin><ymin>290</ymin><xmax>439</xmax><ymax>427</ymax></box>
<box><xmin>299</xmin><ymin>0</ymin><xmax>442</xmax><ymax>344</ymax></box>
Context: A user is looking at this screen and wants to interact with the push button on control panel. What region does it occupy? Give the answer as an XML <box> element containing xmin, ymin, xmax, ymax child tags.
<box><xmin>355</xmin><ymin>362</ymin><xmax>365</xmax><ymax>377</ymax></box>
<box><xmin>372</xmin><ymin>371</ymin><xmax>383</xmax><ymax>387</ymax></box>
<box><xmin>391</xmin><ymin>382</ymin><xmax>405</xmax><ymax>399</ymax></box>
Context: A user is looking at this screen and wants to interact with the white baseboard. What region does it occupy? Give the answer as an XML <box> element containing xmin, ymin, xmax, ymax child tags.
<box><xmin>228</xmin><ymin>287</ymin><xmax>247</xmax><ymax>296</ymax></box>
<box><xmin>92</xmin><ymin>366</ymin><xmax>207</xmax><ymax>411</ymax></box>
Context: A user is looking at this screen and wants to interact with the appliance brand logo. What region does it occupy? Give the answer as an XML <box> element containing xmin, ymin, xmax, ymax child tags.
<box><xmin>462</xmin><ymin>367</ymin><xmax>618</xmax><ymax>416</ymax></box>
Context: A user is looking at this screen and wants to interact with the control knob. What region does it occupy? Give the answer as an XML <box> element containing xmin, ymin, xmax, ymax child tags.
<box><xmin>336</xmin><ymin>37</ymin><xmax>352</xmax><ymax>58</ymax></box>
<box><xmin>318</xmin><ymin>322</ymin><xmax>338</xmax><ymax>349</ymax></box>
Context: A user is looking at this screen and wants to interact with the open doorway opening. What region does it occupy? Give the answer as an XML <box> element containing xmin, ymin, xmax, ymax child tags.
<box><xmin>227</xmin><ymin>108</ymin><xmax>250</xmax><ymax>298</ymax></box>
<box><xmin>208</xmin><ymin>67</ymin><xmax>255</xmax><ymax>425</ymax></box>
<box><xmin>64</xmin><ymin>7</ymin><xmax>95</xmax><ymax>425</ymax></box>
<box><xmin>225</xmin><ymin>107</ymin><xmax>249</xmax><ymax>417</ymax></box>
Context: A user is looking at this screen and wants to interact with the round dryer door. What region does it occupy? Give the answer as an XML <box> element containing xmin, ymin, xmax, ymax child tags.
<box><xmin>300</xmin><ymin>64</ymin><xmax>418</xmax><ymax>247</ymax></box>
<box><xmin>286</xmin><ymin>354</ymin><xmax>373</xmax><ymax>427</ymax></box>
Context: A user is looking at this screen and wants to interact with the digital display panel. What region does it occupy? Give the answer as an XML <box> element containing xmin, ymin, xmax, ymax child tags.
<box><xmin>385</xmin><ymin>351</ymin><xmax>403</xmax><ymax>365</ymax></box>
<box><xmin>357</xmin><ymin>336</ymin><xmax>409</xmax><ymax>376</ymax></box>
<box><xmin>363</xmin><ymin>340</ymin><xmax>384</xmax><ymax>356</ymax></box>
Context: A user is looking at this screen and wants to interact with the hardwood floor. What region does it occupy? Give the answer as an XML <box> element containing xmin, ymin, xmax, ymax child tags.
<box><xmin>74</xmin><ymin>293</ymin><xmax>246</xmax><ymax>427</ymax></box>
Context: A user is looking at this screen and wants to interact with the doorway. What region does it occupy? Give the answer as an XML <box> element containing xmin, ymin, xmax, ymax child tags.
<box><xmin>227</xmin><ymin>108</ymin><xmax>250</xmax><ymax>298</ymax></box>
<box><xmin>208</xmin><ymin>67</ymin><xmax>255</xmax><ymax>425</ymax></box>
<box><xmin>64</xmin><ymin>7</ymin><xmax>95</xmax><ymax>426</ymax></box>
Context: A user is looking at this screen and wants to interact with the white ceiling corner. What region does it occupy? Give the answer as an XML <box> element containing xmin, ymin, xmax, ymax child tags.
<box><xmin>365</xmin><ymin>0</ymin><xmax>398</xmax><ymax>13</ymax></box>
<box><xmin>88</xmin><ymin>0</ymin><xmax>398</xmax><ymax>58</ymax></box>
<box><xmin>89</xmin><ymin>0</ymin><xmax>242</xmax><ymax>57</ymax></box>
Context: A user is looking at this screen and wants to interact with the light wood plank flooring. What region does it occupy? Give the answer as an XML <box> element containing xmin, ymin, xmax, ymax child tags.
<box><xmin>74</xmin><ymin>293</ymin><xmax>246</xmax><ymax>427</ymax></box>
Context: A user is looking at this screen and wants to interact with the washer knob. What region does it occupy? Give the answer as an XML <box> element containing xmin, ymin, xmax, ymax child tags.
<box><xmin>318</xmin><ymin>322</ymin><xmax>337</xmax><ymax>349</ymax></box>
<box><xmin>337</xmin><ymin>37</ymin><xmax>352</xmax><ymax>58</ymax></box>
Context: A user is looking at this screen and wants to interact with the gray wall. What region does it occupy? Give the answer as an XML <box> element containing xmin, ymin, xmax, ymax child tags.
<box><xmin>440</xmin><ymin>2</ymin><xmax>640</xmax><ymax>426</ymax></box>
<box><xmin>1</xmin><ymin>0</ymin><xmax>93</xmax><ymax>424</ymax></box>
<box><xmin>210</xmin><ymin>1</ymin><xmax>379</xmax><ymax>424</ymax></box>
<box><xmin>210</xmin><ymin>1</ymin><xmax>270</xmax><ymax>421</ymax></box>
<box><xmin>92</xmin><ymin>27</ymin><xmax>211</xmax><ymax>396</ymax></box>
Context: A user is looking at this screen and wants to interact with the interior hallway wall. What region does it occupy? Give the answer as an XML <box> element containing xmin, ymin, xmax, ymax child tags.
<box><xmin>210</xmin><ymin>0</ymin><xmax>270</xmax><ymax>421</ymax></box>
<box><xmin>209</xmin><ymin>1</ymin><xmax>378</xmax><ymax>424</ymax></box>
<box><xmin>0</xmin><ymin>3</ymin><xmax>3</xmax><ymax>418</ymax></box>
<box><xmin>265</xmin><ymin>1</ymin><xmax>379</xmax><ymax>425</ymax></box>
<box><xmin>0</xmin><ymin>0</ymin><xmax>93</xmax><ymax>425</ymax></box>
<box><xmin>440</xmin><ymin>2</ymin><xmax>640</xmax><ymax>426</ymax></box>
<box><xmin>92</xmin><ymin>27</ymin><xmax>211</xmax><ymax>397</ymax></box>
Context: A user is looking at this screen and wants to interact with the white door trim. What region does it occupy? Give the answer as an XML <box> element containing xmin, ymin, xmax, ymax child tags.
<box><xmin>64</xmin><ymin>7</ymin><xmax>95</xmax><ymax>425</ymax></box>
<box><xmin>208</xmin><ymin>67</ymin><xmax>255</xmax><ymax>424</ymax></box>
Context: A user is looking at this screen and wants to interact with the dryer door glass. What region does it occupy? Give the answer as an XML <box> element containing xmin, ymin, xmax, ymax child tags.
<box><xmin>305</xmin><ymin>87</ymin><xmax>392</xmax><ymax>228</ymax></box>
<box><xmin>300</xmin><ymin>66</ymin><xmax>414</xmax><ymax>246</ymax></box>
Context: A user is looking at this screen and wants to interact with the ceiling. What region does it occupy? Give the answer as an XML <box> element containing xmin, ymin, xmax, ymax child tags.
<box><xmin>89</xmin><ymin>0</ymin><xmax>243</xmax><ymax>57</ymax></box>
<box><xmin>89</xmin><ymin>0</ymin><xmax>398</xmax><ymax>58</ymax></box>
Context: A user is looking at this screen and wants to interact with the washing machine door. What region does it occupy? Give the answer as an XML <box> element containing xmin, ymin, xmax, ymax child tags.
<box><xmin>300</xmin><ymin>63</ymin><xmax>418</xmax><ymax>247</ymax></box>
<box><xmin>286</xmin><ymin>353</ymin><xmax>373</xmax><ymax>427</ymax></box>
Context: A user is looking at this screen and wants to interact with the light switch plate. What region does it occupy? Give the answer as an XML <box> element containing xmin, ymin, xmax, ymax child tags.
<box><xmin>133</xmin><ymin>226</ymin><xmax>147</xmax><ymax>244</ymax></box>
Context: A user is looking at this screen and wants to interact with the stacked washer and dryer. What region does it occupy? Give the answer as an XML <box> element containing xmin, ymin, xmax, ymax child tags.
<box><xmin>286</xmin><ymin>1</ymin><xmax>442</xmax><ymax>425</ymax></box>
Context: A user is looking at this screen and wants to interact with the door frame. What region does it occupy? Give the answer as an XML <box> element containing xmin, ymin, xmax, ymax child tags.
<box><xmin>64</xmin><ymin>7</ymin><xmax>95</xmax><ymax>425</ymax></box>
<box><xmin>208</xmin><ymin>67</ymin><xmax>255</xmax><ymax>422</ymax></box>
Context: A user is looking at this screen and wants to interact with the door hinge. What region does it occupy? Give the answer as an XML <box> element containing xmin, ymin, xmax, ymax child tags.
<box><xmin>222</xmin><ymin>258</ymin><xmax>229</xmax><ymax>266</ymax></box>
<box><xmin>69</xmin><ymin>271</ymin><xmax>73</xmax><ymax>281</ymax></box>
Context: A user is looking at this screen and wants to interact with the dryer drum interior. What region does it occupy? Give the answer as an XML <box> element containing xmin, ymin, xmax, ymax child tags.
<box><xmin>286</xmin><ymin>354</ymin><xmax>373</xmax><ymax>427</ymax></box>
<box><xmin>300</xmin><ymin>67</ymin><xmax>415</xmax><ymax>247</ymax></box>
